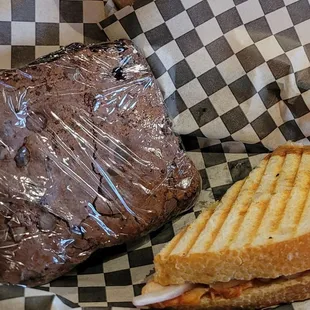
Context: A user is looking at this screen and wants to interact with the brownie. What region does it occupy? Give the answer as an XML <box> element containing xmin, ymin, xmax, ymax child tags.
<box><xmin>0</xmin><ymin>40</ymin><xmax>201</xmax><ymax>286</ymax></box>
<box><xmin>113</xmin><ymin>0</ymin><xmax>135</xmax><ymax>9</ymax></box>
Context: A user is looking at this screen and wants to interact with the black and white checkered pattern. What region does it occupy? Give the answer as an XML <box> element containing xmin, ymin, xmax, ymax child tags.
<box><xmin>98</xmin><ymin>0</ymin><xmax>310</xmax><ymax>152</ymax></box>
<box><xmin>0</xmin><ymin>285</ymin><xmax>82</xmax><ymax>310</ymax></box>
<box><xmin>0</xmin><ymin>0</ymin><xmax>106</xmax><ymax>69</ymax></box>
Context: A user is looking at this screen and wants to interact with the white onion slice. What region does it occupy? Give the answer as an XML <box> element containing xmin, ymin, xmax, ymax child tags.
<box><xmin>132</xmin><ymin>283</ymin><xmax>194</xmax><ymax>307</ymax></box>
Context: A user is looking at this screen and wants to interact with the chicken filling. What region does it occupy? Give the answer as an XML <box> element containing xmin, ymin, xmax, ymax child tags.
<box><xmin>143</xmin><ymin>271</ymin><xmax>306</xmax><ymax>308</ymax></box>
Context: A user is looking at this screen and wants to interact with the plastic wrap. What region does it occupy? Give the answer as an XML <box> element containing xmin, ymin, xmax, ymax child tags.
<box><xmin>0</xmin><ymin>40</ymin><xmax>201</xmax><ymax>287</ymax></box>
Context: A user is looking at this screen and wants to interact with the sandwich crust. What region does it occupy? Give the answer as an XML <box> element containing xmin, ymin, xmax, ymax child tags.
<box><xmin>154</xmin><ymin>233</ymin><xmax>310</xmax><ymax>285</ymax></box>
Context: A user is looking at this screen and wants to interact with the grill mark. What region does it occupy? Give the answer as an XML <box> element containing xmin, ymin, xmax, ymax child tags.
<box><xmin>292</xmin><ymin>155</ymin><xmax>310</xmax><ymax>235</ymax></box>
<box><xmin>268</xmin><ymin>195</ymin><xmax>292</xmax><ymax>234</ymax></box>
<box><xmin>246</xmin><ymin>155</ymin><xmax>286</xmax><ymax>245</ymax></box>
<box><xmin>295</xmin><ymin>187</ymin><xmax>310</xmax><ymax>237</ymax></box>
<box><xmin>204</xmin><ymin>180</ymin><xmax>245</xmax><ymax>251</ymax></box>
<box><xmin>293</xmin><ymin>190</ymin><xmax>310</xmax><ymax>235</ymax></box>
<box><xmin>170</xmin><ymin>206</ymin><xmax>216</xmax><ymax>256</ymax></box>
<box><xmin>163</xmin><ymin>227</ymin><xmax>188</xmax><ymax>259</ymax></box>
<box><xmin>272</xmin><ymin>152</ymin><xmax>302</xmax><ymax>233</ymax></box>
<box><xmin>227</xmin><ymin>156</ymin><xmax>270</xmax><ymax>246</ymax></box>
<box><xmin>184</xmin><ymin>207</ymin><xmax>216</xmax><ymax>256</ymax></box>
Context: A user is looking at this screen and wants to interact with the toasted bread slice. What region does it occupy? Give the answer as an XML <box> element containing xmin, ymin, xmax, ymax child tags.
<box><xmin>157</xmin><ymin>271</ymin><xmax>310</xmax><ymax>309</ymax></box>
<box><xmin>154</xmin><ymin>143</ymin><xmax>310</xmax><ymax>286</ymax></box>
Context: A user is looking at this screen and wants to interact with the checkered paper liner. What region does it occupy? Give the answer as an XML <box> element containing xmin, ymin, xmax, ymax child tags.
<box><xmin>0</xmin><ymin>0</ymin><xmax>107</xmax><ymax>69</ymax></box>
<box><xmin>1</xmin><ymin>0</ymin><xmax>310</xmax><ymax>309</ymax></box>
<box><xmin>97</xmin><ymin>0</ymin><xmax>310</xmax><ymax>153</ymax></box>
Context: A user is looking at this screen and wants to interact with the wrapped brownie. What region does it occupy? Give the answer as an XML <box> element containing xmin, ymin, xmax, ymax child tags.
<box><xmin>0</xmin><ymin>40</ymin><xmax>201</xmax><ymax>286</ymax></box>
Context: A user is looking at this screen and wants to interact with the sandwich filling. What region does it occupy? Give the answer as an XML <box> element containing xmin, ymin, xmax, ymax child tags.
<box><xmin>133</xmin><ymin>271</ymin><xmax>306</xmax><ymax>308</ymax></box>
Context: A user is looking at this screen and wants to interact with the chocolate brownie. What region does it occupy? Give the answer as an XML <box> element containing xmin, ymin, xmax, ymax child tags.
<box><xmin>0</xmin><ymin>40</ymin><xmax>201</xmax><ymax>286</ymax></box>
<box><xmin>113</xmin><ymin>0</ymin><xmax>135</xmax><ymax>9</ymax></box>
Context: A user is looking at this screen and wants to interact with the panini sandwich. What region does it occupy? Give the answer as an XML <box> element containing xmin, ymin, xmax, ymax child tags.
<box><xmin>133</xmin><ymin>143</ymin><xmax>310</xmax><ymax>309</ymax></box>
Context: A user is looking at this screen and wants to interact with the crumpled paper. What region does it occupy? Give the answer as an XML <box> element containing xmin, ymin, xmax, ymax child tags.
<box><xmin>100</xmin><ymin>0</ymin><xmax>310</xmax><ymax>152</ymax></box>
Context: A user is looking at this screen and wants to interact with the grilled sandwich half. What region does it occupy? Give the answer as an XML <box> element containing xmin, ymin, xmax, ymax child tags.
<box><xmin>133</xmin><ymin>143</ymin><xmax>310</xmax><ymax>309</ymax></box>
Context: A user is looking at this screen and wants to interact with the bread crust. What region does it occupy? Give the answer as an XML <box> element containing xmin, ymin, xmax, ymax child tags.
<box><xmin>154</xmin><ymin>232</ymin><xmax>310</xmax><ymax>285</ymax></box>
<box><xmin>169</xmin><ymin>271</ymin><xmax>310</xmax><ymax>309</ymax></box>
